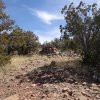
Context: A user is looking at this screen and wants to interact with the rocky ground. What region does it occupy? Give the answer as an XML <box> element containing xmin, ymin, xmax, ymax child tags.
<box><xmin>0</xmin><ymin>55</ymin><xmax>100</xmax><ymax>100</ymax></box>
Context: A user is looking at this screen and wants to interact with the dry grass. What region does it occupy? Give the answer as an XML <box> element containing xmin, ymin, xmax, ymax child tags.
<box><xmin>0</xmin><ymin>54</ymin><xmax>80</xmax><ymax>80</ymax></box>
<box><xmin>1</xmin><ymin>54</ymin><xmax>80</xmax><ymax>70</ymax></box>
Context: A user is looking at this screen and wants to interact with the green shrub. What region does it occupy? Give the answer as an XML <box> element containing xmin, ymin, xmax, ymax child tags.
<box><xmin>0</xmin><ymin>54</ymin><xmax>11</xmax><ymax>67</ymax></box>
<box><xmin>61</xmin><ymin>1</ymin><xmax>100</xmax><ymax>67</ymax></box>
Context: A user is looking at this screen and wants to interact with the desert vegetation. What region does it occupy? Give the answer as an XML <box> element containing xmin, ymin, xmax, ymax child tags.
<box><xmin>60</xmin><ymin>1</ymin><xmax>100</xmax><ymax>67</ymax></box>
<box><xmin>0</xmin><ymin>0</ymin><xmax>40</xmax><ymax>66</ymax></box>
<box><xmin>0</xmin><ymin>0</ymin><xmax>100</xmax><ymax>100</ymax></box>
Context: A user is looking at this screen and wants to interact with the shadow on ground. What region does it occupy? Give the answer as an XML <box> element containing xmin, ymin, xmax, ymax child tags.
<box><xmin>20</xmin><ymin>60</ymin><xmax>100</xmax><ymax>85</ymax></box>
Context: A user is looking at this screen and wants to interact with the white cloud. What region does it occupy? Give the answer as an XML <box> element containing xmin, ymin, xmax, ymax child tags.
<box><xmin>30</xmin><ymin>9</ymin><xmax>63</xmax><ymax>24</ymax></box>
<box><xmin>34</xmin><ymin>28</ymin><xmax>61</xmax><ymax>44</ymax></box>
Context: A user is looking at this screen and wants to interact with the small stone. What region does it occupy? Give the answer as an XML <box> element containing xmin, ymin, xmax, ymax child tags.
<box><xmin>75</xmin><ymin>82</ymin><xmax>78</xmax><ymax>85</ymax></box>
<box><xmin>44</xmin><ymin>59</ymin><xmax>47</xmax><ymax>61</ymax></box>
<box><xmin>50</xmin><ymin>61</ymin><xmax>57</xmax><ymax>66</ymax></box>
<box><xmin>7</xmin><ymin>85</ymin><xmax>10</xmax><ymax>88</ymax></box>
<box><xmin>91</xmin><ymin>85</ymin><xmax>98</xmax><ymax>91</ymax></box>
<box><xmin>98</xmin><ymin>85</ymin><xmax>100</xmax><ymax>88</ymax></box>
<box><xmin>41</xmin><ymin>94</ymin><xmax>46</xmax><ymax>98</ymax></box>
<box><xmin>21</xmin><ymin>68</ymin><xmax>25</xmax><ymax>71</ymax></box>
<box><xmin>81</xmin><ymin>91</ymin><xmax>91</xmax><ymax>97</ymax></box>
<box><xmin>63</xmin><ymin>94</ymin><xmax>67</xmax><ymax>98</ymax></box>
<box><xmin>85</xmin><ymin>88</ymin><xmax>90</xmax><ymax>91</ymax></box>
<box><xmin>10</xmin><ymin>78</ymin><xmax>14</xmax><ymax>81</ymax></box>
<box><xmin>72</xmin><ymin>90</ymin><xmax>76</xmax><ymax>92</ymax></box>
<box><xmin>15</xmin><ymin>75</ymin><xmax>23</xmax><ymax>79</ymax></box>
<box><xmin>27</xmin><ymin>79</ymin><xmax>31</xmax><ymax>82</ymax></box>
<box><xmin>91</xmin><ymin>83</ymin><xmax>97</xmax><ymax>87</ymax></box>
<box><xmin>82</xmin><ymin>82</ymin><xmax>87</xmax><ymax>86</ymax></box>
<box><xmin>31</xmin><ymin>94</ymin><xmax>34</xmax><ymax>97</ymax></box>
<box><xmin>25</xmin><ymin>86</ymin><xmax>29</xmax><ymax>89</ymax></box>
<box><xmin>30</xmin><ymin>84</ymin><xmax>36</xmax><ymax>87</ymax></box>
<box><xmin>68</xmin><ymin>91</ymin><xmax>73</xmax><ymax>96</ymax></box>
<box><xmin>43</xmin><ymin>84</ymin><xmax>48</xmax><ymax>87</ymax></box>
<box><xmin>62</xmin><ymin>88</ymin><xmax>69</xmax><ymax>93</ymax></box>
<box><xmin>96</xmin><ymin>95</ymin><xmax>100</xmax><ymax>99</ymax></box>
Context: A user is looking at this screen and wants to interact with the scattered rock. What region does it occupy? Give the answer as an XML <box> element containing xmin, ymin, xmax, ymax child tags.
<box><xmin>96</xmin><ymin>95</ymin><xmax>100</xmax><ymax>99</ymax></box>
<box><xmin>91</xmin><ymin>83</ymin><xmax>97</xmax><ymax>87</ymax></box>
<box><xmin>7</xmin><ymin>85</ymin><xmax>10</xmax><ymax>88</ymax></box>
<box><xmin>67</xmin><ymin>78</ymin><xmax>75</xmax><ymax>83</ymax></box>
<box><xmin>63</xmin><ymin>94</ymin><xmax>68</xmax><ymax>98</ymax></box>
<box><xmin>27</xmin><ymin>79</ymin><xmax>31</xmax><ymax>82</ymax></box>
<box><xmin>31</xmin><ymin>94</ymin><xmax>34</xmax><ymax>97</ymax></box>
<box><xmin>75</xmin><ymin>82</ymin><xmax>78</xmax><ymax>85</ymax></box>
<box><xmin>10</xmin><ymin>78</ymin><xmax>14</xmax><ymax>81</ymax></box>
<box><xmin>68</xmin><ymin>90</ymin><xmax>73</xmax><ymax>96</ymax></box>
<box><xmin>15</xmin><ymin>75</ymin><xmax>23</xmax><ymax>79</ymax></box>
<box><xmin>50</xmin><ymin>61</ymin><xmax>57</xmax><ymax>66</ymax></box>
<box><xmin>18</xmin><ymin>78</ymin><xmax>25</xmax><ymax>84</ymax></box>
<box><xmin>90</xmin><ymin>84</ymin><xmax>98</xmax><ymax>91</ymax></box>
<box><xmin>62</xmin><ymin>87</ymin><xmax>73</xmax><ymax>96</ymax></box>
<box><xmin>21</xmin><ymin>68</ymin><xmax>25</xmax><ymax>71</ymax></box>
<box><xmin>81</xmin><ymin>91</ymin><xmax>91</xmax><ymax>97</ymax></box>
<box><xmin>62</xmin><ymin>88</ymin><xmax>69</xmax><ymax>93</ymax></box>
<box><xmin>98</xmin><ymin>85</ymin><xmax>100</xmax><ymax>88</ymax></box>
<box><xmin>30</xmin><ymin>84</ymin><xmax>37</xmax><ymax>87</ymax></box>
<box><xmin>1</xmin><ymin>55</ymin><xmax>100</xmax><ymax>100</ymax></box>
<box><xmin>41</xmin><ymin>94</ymin><xmax>46</xmax><ymax>98</ymax></box>
<box><xmin>85</xmin><ymin>88</ymin><xmax>90</xmax><ymax>92</ymax></box>
<box><xmin>25</xmin><ymin>86</ymin><xmax>30</xmax><ymax>89</ymax></box>
<box><xmin>82</xmin><ymin>82</ymin><xmax>87</xmax><ymax>86</ymax></box>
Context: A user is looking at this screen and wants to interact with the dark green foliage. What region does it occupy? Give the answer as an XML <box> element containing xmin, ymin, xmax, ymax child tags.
<box><xmin>0</xmin><ymin>54</ymin><xmax>11</xmax><ymax>66</ymax></box>
<box><xmin>7</xmin><ymin>27</ymin><xmax>40</xmax><ymax>55</ymax></box>
<box><xmin>51</xmin><ymin>38</ymin><xmax>64</xmax><ymax>51</ymax></box>
<box><xmin>0</xmin><ymin>0</ymin><xmax>14</xmax><ymax>33</ymax></box>
<box><xmin>0</xmin><ymin>0</ymin><xmax>40</xmax><ymax>66</ymax></box>
<box><xmin>83</xmin><ymin>30</ymin><xmax>100</xmax><ymax>67</ymax></box>
<box><xmin>51</xmin><ymin>38</ymin><xmax>77</xmax><ymax>52</ymax></box>
<box><xmin>61</xmin><ymin>1</ymin><xmax>100</xmax><ymax>67</ymax></box>
<box><xmin>0</xmin><ymin>0</ymin><xmax>14</xmax><ymax>66</ymax></box>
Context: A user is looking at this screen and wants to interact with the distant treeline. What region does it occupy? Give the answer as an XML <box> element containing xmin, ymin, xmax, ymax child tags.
<box><xmin>0</xmin><ymin>27</ymin><xmax>40</xmax><ymax>55</ymax></box>
<box><xmin>0</xmin><ymin>0</ymin><xmax>40</xmax><ymax>66</ymax></box>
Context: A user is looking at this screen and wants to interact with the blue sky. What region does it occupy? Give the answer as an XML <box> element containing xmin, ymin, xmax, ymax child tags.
<box><xmin>4</xmin><ymin>0</ymin><xmax>100</xmax><ymax>43</ymax></box>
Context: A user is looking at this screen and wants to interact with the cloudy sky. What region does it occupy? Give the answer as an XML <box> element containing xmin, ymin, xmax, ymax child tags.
<box><xmin>4</xmin><ymin>0</ymin><xmax>100</xmax><ymax>43</ymax></box>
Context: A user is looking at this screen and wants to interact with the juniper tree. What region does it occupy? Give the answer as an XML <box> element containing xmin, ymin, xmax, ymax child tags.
<box><xmin>60</xmin><ymin>1</ymin><xmax>100</xmax><ymax>66</ymax></box>
<box><xmin>0</xmin><ymin>0</ymin><xmax>14</xmax><ymax>66</ymax></box>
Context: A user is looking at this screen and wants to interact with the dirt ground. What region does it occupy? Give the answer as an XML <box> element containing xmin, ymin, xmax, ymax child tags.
<box><xmin>0</xmin><ymin>54</ymin><xmax>100</xmax><ymax>100</ymax></box>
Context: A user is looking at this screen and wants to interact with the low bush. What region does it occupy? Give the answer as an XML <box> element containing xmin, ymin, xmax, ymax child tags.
<box><xmin>0</xmin><ymin>54</ymin><xmax>11</xmax><ymax>67</ymax></box>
